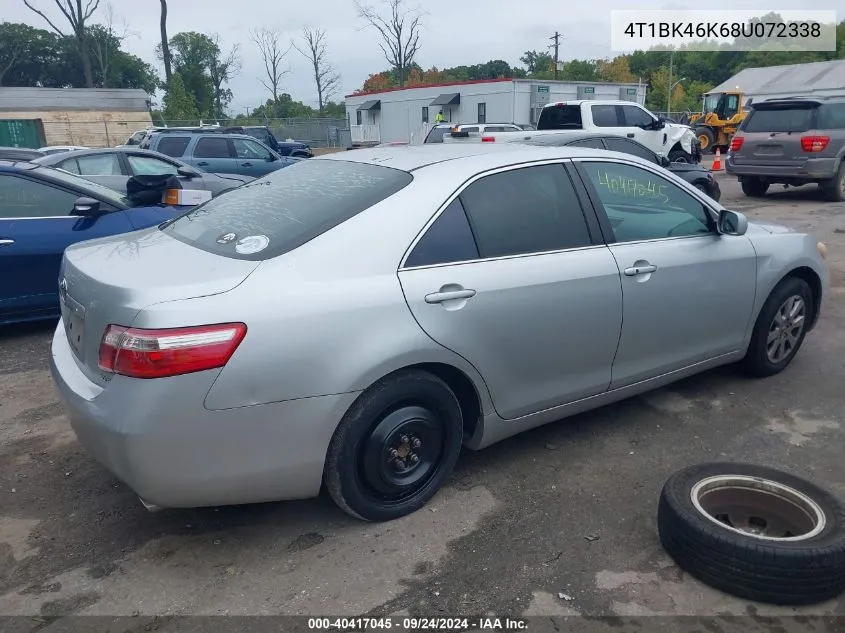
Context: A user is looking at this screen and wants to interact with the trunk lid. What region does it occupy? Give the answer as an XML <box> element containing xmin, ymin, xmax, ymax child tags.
<box><xmin>58</xmin><ymin>226</ymin><xmax>260</xmax><ymax>386</ymax></box>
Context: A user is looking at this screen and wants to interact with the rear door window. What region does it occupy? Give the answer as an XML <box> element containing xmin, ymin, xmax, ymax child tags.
<box><xmin>591</xmin><ymin>105</ymin><xmax>621</xmax><ymax>127</ymax></box>
<box><xmin>458</xmin><ymin>164</ymin><xmax>593</xmax><ymax>258</ymax></box>
<box><xmin>194</xmin><ymin>137</ymin><xmax>233</xmax><ymax>158</ymax></box>
<box><xmin>404</xmin><ymin>198</ymin><xmax>479</xmax><ymax>268</ymax></box>
<box><xmin>156</xmin><ymin>136</ymin><xmax>191</xmax><ymax>157</ymax></box>
<box><xmin>743</xmin><ymin>106</ymin><xmax>817</xmax><ymax>133</ymax></box>
<box><xmin>74</xmin><ymin>153</ymin><xmax>123</xmax><ymax>175</ymax></box>
<box><xmin>818</xmin><ymin>104</ymin><xmax>845</xmax><ymax>129</ymax></box>
<box><xmin>160</xmin><ymin>159</ymin><xmax>413</xmax><ymax>261</ymax></box>
<box><xmin>537</xmin><ymin>105</ymin><xmax>583</xmax><ymax>129</ymax></box>
<box><xmin>425</xmin><ymin>127</ymin><xmax>450</xmax><ymax>143</ymax></box>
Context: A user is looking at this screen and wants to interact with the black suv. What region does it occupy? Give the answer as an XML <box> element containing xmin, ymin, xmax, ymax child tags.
<box><xmin>726</xmin><ymin>96</ymin><xmax>845</xmax><ymax>201</ymax></box>
<box><xmin>222</xmin><ymin>126</ymin><xmax>313</xmax><ymax>158</ymax></box>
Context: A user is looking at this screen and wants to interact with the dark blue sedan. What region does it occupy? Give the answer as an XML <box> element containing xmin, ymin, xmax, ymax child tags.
<box><xmin>0</xmin><ymin>160</ymin><xmax>185</xmax><ymax>325</ymax></box>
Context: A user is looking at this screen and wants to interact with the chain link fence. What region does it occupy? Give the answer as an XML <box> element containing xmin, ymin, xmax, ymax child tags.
<box><xmin>155</xmin><ymin>117</ymin><xmax>350</xmax><ymax>148</ymax></box>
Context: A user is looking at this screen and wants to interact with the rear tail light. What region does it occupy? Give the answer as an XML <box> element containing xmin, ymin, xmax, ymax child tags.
<box><xmin>729</xmin><ymin>135</ymin><xmax>744</xmax><ymax>152</ymax></box>
<box><xmin>481</xmin><ymin>136</ymin><xmax>495</xmax><ymax>143</ymax></box>
<box><xmin>801</xmin><ymin>135</ymin><xmax>830</xmax><ymax>152</ymax></box>
<box><xmin>98</xmin><ymin>323</ymin><xmax>247</xmax><ymax>379</ymax></box>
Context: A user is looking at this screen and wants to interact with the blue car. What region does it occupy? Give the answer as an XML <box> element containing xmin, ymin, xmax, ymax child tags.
<box><xmin>0</xmin><ymin>160</ymin><xmax>184</xmax><ymax>325</ymax></box>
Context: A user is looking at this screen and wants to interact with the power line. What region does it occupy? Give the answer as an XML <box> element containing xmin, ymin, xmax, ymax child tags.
<box><xmin>549</xmin><ymin>31</ymin><xmax>562</xmax><ymax>79</ymax></box>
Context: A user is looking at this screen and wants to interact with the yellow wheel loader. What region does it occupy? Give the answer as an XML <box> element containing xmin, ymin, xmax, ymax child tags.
<box><xmin>689</xmin><ymin>91</ymin><xmax>748</xmax><ymax>153</ymax></box>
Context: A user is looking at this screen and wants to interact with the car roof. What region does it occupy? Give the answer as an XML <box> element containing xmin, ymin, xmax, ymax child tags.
<box><xmin>33</xmin><ymin>146</ymin><xmax>183</xmax><ymax>165</ymax></box>
<box><xmin>542</xmin><ymin>100</ymin><xmax>638</xmax><ymax>108</ymax></box>
<box><xmin>0</xmin><ymin>159</ymin><xmax>40</xmax><ymax>172</ymax></box>
<box><xmin>318</xmin><ymin>143</ymin><xmax>654</xmax><ymax>173</ymax></box>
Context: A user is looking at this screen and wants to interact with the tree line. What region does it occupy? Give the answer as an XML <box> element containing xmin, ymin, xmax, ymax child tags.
<box><xmin>353</xmin><ymin>4</ymin><xmax>845</xmax><ymax>115</ymax></box>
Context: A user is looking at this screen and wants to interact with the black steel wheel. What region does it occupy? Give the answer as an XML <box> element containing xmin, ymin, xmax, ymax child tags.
<box><xmin>325</xmin><ymin>369</ymin><xmax>463</xmax><ymax>521</ymax></box>
<box><xmin>658</xmin><ymin>463</ymin><xmax>845</xmax><ymax>605</ymax></box>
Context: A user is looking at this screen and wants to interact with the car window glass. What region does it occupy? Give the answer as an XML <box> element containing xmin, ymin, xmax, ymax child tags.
<box><xmin>74</xmin><ymin>153</ymin><xmax>122</xmax><ymax>175</ymax></box>
<box><xmin>156</xmin><ymin>136</ymin><xmax>191</xmax><ymax>157</ymax></box>
<box><xmin>567</xmin><ymin>138</ymin><xmax>605</xmax><ymax>149</ymax></box>
<box><xmin>194</xmin><ymin>137</ymin><xmax>232</xmax><ymax>158</ymax></box>
<box><xmin>591</xmin><ymin>105</ymin><xmax>620</xmax><ymax>127</ymax></box>
<box><xmin>818</xmin><ymin>104</ymin><xmax>845</xmax><ymax>129</ymax></box>
<box><xmin>0</xmin><ymin>174</ymin><xmax>79</xmax><ymax>218</ymax></box>
<box><xmin>603</xmin><ymin>137</ymin><xmax>658</xmax><ymax>163</ymax></box>
<box><xmin>484</xmin><ymin>126</ymin><xmax>506</xmax><ymax>132</ymax></box>
<box><xmin>743</xmin><ymin>107</ymin><xmax>816</xmax><ymax>133</ymax></box>
<box><xmin>127</xmin><ymin>154</ymin><xmax>179</xmax><ymax>176</ymax></box>
<box><xmin>621</xmin><ymin>105</ymin><xmax>654</xmax><ymax>127</ymax></box>
<box><xmin>581</xmin><ymin>161</ymin><xmax>713</xmax><ymax>243</ymax></box>
<box><xmin>461</xmin><ymin>126</ymin><xmax>479</xmax><ymax>133</ymax></box>
<box><xmin>233</xmin><ymin>138</ymin><xmax>272</xmax><ymax>159</ymax></box>
<box><xmin>161</xmin><ymin>160</ymin><xmax>413</xmax><ymax>261</ymax></box>
<box><xmin>405</xmin><ymin>198</ymin><xmax>479</xmax><ymax>267</ymax></box>
<box><xmin>458</xmin><ymin>164</ymin><xmax>592</xmax><ymax>258</ymax></box>
<box><xmin>538</xmin><ymin>105</ymin><xmax>582</xmax><ymax>129</ymax></box>
<box><xmin>57</xmin><ymin>158</ymin><xmax>81</xmax><ymax>174</ymax></box>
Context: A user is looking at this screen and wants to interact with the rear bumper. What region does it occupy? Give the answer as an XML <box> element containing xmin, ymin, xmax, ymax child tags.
<box><xmin>725</xmin><ymin>156</ymin><xmax>837</xmax><ymax>180</ymax></box>
<box><xmin>49</xmin><ymin>323</ymin><xmax>359</xmax><ymax>509</ymax></box>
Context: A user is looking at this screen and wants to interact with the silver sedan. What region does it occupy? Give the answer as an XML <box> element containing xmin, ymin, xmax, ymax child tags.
<box><xmin>50</xmin><ymin>144</ymin><xmax>830</xmax><ymax>521</ymax></box>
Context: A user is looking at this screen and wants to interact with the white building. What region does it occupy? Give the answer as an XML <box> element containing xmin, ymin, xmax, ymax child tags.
<box><xmin>345</xmin><ymin>78</ymin><xmax>646</xmax><ymax>146</ymax></box>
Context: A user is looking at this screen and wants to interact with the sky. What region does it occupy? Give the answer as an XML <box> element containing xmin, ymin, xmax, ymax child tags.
<box><xmin>4</xmin><ymin>0</ymin><xmax>834</xmax><ymax>114</ymax></box>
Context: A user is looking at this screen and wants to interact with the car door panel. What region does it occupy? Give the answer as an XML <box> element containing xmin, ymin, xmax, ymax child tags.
<box><xmin>575</xmin><ymin>159</ymin><xmax>757</xmax><ymax>389</ymax></box>
<box><xmin>398</xmin><ymin>163</ymin><xmax>623</xmax><ymax>420</ymax></box>
<box><xmin>399</xmin><ymin>250</ymin><xmax>623</xmax><ymax>419</ymax></box>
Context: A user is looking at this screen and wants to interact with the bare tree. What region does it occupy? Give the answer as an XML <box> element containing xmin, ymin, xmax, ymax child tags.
<box><xmin>354</xmin><ymin>0</ymin><xmax>422</xmax><ymax>87</ymax></box>
<box><xmin>159</xmin><ymin>0</ymin><xmax>171</xmax><ymax>84</ymax></box>
<box><xmin>22</xmin><ymin>0</ymin><xmax>101</xmax><ymax>88</ymax></box>
<box><xmin>293</xmin><ymin>27</ymin><xmax>341</xmax><ymax>113</ymax></box>
<box><xmin>250</xmin><ymin>27</ymin><xmax>292</xmax><ymax>103</ymax></box>
<box><xmin>90</xmin><ymin>2</ymin><xmax>127</xmax><ymax>88</ymax></box>
<box><xmin>207</xmin><ymin>35</ymin><xmax>241</xmax><ymax>117</ymax></box>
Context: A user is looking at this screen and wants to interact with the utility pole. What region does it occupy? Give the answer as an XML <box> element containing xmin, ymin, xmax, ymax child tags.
<box><xmin>549</xmin><ymin>31</ymin><xmax>562</xmax><ymax>80</ymax></box>
<box><xmin>667</xmin><ymin>48</ymin><xmax>674</xmax><ymax>116</ymax></box>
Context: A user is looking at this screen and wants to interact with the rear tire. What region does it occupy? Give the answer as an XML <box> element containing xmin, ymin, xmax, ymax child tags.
<box><xmin>324</xmin><ymin>369</ymin><xmax>463</xmax><ymax>521</ymax></box>
<box><xmin>741</xmin><ymin>178</ymin><xmax>769</xmax><ymax>197</ymax></box>
<box><xmin>741</xmin><ymin>276</ymin><xmax>813</xmax><ymax>377</ymax></box>
<box><xmin>821</xmin><ymin>161</ymin><xmax>845</xmax><ymax>202</ymax></box>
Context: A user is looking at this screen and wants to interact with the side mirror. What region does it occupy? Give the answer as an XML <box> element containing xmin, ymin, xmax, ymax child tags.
<box><xmin>177</xmin><ymin>166</ymin><xmax>198</xmax><ymax>178</ymax></box>
<box><xmin>73</xmin><ymin>196</ymin><xmax>101</xmax><ymax>216</ymax></box>
<box><xmin>717</xmin><ymin>209</ymin><xmax>748</xmax><ymax>236</ymax></box>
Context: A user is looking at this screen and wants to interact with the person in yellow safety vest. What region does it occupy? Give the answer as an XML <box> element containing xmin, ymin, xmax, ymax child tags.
<box><xmin>435</xmin><ymin>111</ymin><xmax>445</xmax><ymax>123</ymax></box>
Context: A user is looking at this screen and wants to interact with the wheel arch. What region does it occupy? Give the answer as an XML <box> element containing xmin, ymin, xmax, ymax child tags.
<box><xmin>782</xmin><ymin>266</ymin><xmax>823</xmax><ymax>331</ymax></box>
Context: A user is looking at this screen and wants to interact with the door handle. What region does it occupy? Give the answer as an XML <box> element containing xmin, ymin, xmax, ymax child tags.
<box><xmin>425</xmin><ymin>289</ymin><xmax>476</xmax><ymax>304</ymax></box>
<box><xmin>627</xmin><ymin>133</ymin><xmax>635</xmax><ymax>138</ymax></box>
<box><xmin>241</xmin><ymin>162</ymin><xmax>253</xmax><ymax>167</ymax></box>
<box><xmin>197</xmin><ymin>161</ymin><xmax>209</xmax><ymax>166</ymax></box>
<box><xmin>624</xmin><ymin>264</ymin><xmax>657</xmax><ymax>276</ymax></box>
<box><xmin>0</xmin><ymin>239</ymin><xmax>14</xmax><ymax>247</ymax></box>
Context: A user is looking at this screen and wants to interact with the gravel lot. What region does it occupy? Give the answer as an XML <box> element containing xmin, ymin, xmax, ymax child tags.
<box><xmin>1</xmin><ymin>173</ymin><xmax>844</xmax><ymax>622</ymax></box>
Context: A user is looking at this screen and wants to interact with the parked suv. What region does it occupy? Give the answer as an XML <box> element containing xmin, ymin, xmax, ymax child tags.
<box><xmin>424</xmin><ymin>122</ymin><xmax>524</xmax><ymax>143</ymax></box>
<box><xmin>143</xmin><ymin>131</ymin><xmax>301</xmax><ymax>178</ymax></box>
<box><xmin>221</xmin><ymin>126</ymin><xmax>313</xmax><ymax>158</ymax></box>
<box><xmin>727</xmin><ymin>96</ymin><xmax>845</xmax><ymax>201</ymax></box>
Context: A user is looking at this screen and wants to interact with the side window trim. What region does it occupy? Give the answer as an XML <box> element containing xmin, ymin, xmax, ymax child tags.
<box><xmin>399</xmin><ymin>159</ymin><xmax>604</xmax><ymax>270</ymax></box>
<box><xmin>572</xmin><ymin>158</ymin><xmax>719</xmax><ymax>245</ymax></box>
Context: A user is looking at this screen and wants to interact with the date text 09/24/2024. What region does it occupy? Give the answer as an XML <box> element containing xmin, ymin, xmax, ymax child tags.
<box><xmin>307</xmin><ymin>617</ymin><xmax>528</xmax><ymax>631</ymax></box>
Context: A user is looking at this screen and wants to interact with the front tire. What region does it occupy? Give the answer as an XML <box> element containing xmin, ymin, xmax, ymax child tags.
<box><xmin>324</xmin><ymin>369</ymin><xmax>463</xmax><ymax>521</ymax></box>
<box><xmin>742</xmin><ymin>276</ymin><xmax>813</xmax><ymax>377</ymax></box>
<box><xmin>695</xmin><ymin>127</ymin><xmax>715</xmax><ymax>153</ymax></box>
<box><xmin>668</xmin><ymin>148</ymin><xmax>690</xmax><ymax>163</ymax></box>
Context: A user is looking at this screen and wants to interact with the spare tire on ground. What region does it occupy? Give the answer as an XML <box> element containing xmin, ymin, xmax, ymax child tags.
<box><xmin>658</xmin><ymin>462</ymin><xmax>845</xmax><ymax>605</ymax></box>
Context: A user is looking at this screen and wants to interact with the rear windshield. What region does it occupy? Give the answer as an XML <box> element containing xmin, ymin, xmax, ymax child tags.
<box><xmin>818</xmin><ymin>103</ymin><xmax>845</xmax><ymax>129</ymax></box>
<box><xmin>743</xmin><ymin>105</ymin><xmax>817</xmax><ymax>133</ymax></box>
<box><xmin>160</xmin><ymin>159</ymin><xmax>413</xmax><ymax>261</ymax></box>
<box><xmin>424</xmin><ymin>127</ymin><xmax>450</xmax><ymax>143</ymax></box>
<box><xmin>537</xmin><ymin>105</ymin><xmax>583</xmax><ymax>130</ymax></box>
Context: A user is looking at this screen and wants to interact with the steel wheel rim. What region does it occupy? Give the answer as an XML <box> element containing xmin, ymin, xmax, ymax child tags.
<box><xmin>697</xmin><ymin>134</ymin><xmax>710</xmax><ymax>150</ymax></box>
<box><xmin>360</xmin><ymin>405</ymin><xmax>445</xmax><ymax>503</ymax></box>
<box><xmin>691</xmin><ymin>475</ymin><xmax>826</xmax><ymax>542</ymax></box>
<box><xmin>766</xmin><ymin>294</ymin><xmax>806</xmax><ymax>364</ymax></box>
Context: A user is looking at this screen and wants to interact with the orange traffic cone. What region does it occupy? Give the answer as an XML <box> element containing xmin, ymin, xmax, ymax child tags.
<box><xmin>712</xmin><ymin>147</ymin><xmax>722</xmax><ymax>171</ymax></box>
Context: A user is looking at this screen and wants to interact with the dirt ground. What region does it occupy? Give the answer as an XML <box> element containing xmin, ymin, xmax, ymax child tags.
<box><xmin>1</xmin><ymin>173</ymin><xmax>844</xmax><ymax>623</ymax></box>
